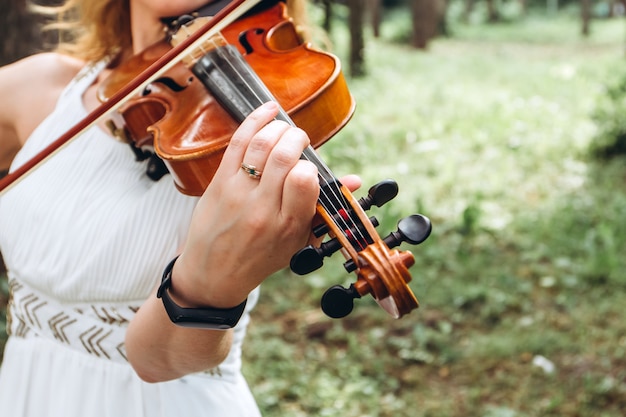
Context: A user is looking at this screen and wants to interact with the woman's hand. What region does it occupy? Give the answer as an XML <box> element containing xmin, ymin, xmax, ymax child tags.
<box><xmin>171</xmin><ymin>102</ymin><xmax>360</xmax><ymax>309</ymax></box>
<box><xmin>127</xmin><ymin>102</ymin><xmax>361</xmax><ymax>381</ymax></box>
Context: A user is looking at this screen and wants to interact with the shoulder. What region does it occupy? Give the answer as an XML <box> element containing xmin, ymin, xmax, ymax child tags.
<box><xmin>0</xmin><ymin>53</ymin><xmax>86</xmax><ymax>145</ymax></box>
<box><xmin>0</xmin><ymin>52</ymin><xmax>84</xmax><ymax>92</ymax></box>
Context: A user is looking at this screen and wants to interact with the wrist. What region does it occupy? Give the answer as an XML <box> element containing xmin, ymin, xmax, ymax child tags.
<box><xmin>171</xmin><ymin>253</ymin><xmax>248</xmax><ymax>309</ymax></box>
<box><xmin>157</xmin><ymin>256</ymin><xmax>248</xmax><ymax>329</ymax></box>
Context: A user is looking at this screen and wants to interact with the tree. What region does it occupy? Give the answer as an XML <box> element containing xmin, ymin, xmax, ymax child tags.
<box><xmin>0</xmin><ymin>0</ymin><xmax>52</xmax><ymax>66</ymax></box>
<box><xmin>347</xmin><ymin>0</ymin><xmax>366</xmax><ymax>76</ymax></box>
<box><xmin>581</xmin><ymin>0</ymin><xmax>592</xmax><ymax>36</ymax></box>
<box><xmin>319</xmin><ymin>0</ymin><xmax>334</xmax><ymax>33</ymax></box>
<box><xmin>367</xmin><ymin>0</ymin><xmax>382</xmax><ymax>37</ymax></box>
<box><xmin>411</xmin><ymin>0</ymin><xmax>445</xmax><ymax>49</ymax></box>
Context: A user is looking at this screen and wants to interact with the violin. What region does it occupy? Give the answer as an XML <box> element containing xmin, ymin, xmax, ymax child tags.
<box><xmin>99</xmin><ymin>0</ymin><xmax>354</xmax><ymax>195</ymax></box>
<box><xmin>0</xmin><ymin>0</ymin><xmax>432</xmax><ymax>319</ymax></box>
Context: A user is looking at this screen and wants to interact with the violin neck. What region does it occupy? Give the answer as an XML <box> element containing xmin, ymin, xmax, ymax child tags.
<box><xmin>191</xmin><ymin>38</ymin><xmax>337</xmax><ymax>185</ymax></box>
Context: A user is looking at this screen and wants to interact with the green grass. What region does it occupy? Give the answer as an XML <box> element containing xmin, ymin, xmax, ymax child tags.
<box><xmin>242</xmin><ymin>10</ymin><xmax>626</xmax><ymax>417</ymax></box>
<box><xmin>2</xmin><ymin>8</ymin><xmax>626</xmax><ymax>417</ymax></box>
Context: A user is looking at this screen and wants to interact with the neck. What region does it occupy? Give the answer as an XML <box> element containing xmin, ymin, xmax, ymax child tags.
<box><xmin>129</xmin><ymin>4</ymin><xmax>167</xmax><ymax>55</ymax></box>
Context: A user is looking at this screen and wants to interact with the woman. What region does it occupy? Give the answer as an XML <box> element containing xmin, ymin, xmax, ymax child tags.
<box><xmin>0</xmin><ymin>0</ymin><xmax>359</xmax><ymax>415</ymax></box>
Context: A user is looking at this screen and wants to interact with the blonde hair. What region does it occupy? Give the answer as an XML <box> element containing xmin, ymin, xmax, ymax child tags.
<box><xmin>33</xmin><ymin>0</ymin><xmax>309</xmax><ymax>63</ymax></box>
<box><xmin>31</xmin><ymin>0</ymin><xmax>130</xmax><ymax>62</ymax></box>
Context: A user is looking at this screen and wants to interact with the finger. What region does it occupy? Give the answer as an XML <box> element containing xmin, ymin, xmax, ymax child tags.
<box><xmin>258</xmin><ymin>126</ymin><xmax>310</xmax><ymax>194</ymax></box>
<box><xmin>280</xmin><ymin>160</ymin><xmax>320</xmax><ymax>230</ymax></box>
<box><xmin>216</xmin><ymin>101</ymin><xmax>280</xmax><ymax>178</ymax></box>
<box><xmin>240</xmin><ymin>120</ymin><xmax>291</xmax><ymax>179</ymax></box>
<box><xmin>339</xmin><ymin>174</ymin><xmax>362</xmax><ymax>192</ymax></box>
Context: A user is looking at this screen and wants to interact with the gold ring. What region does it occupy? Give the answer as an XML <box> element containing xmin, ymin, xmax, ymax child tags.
<box><xmin>241</xmin><ymin>162</ymin><xmax>262</xmax><ymax>179</ymax></box>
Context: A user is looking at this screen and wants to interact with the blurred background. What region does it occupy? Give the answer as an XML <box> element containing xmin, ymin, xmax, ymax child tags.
<box><xmin>1</xmin><ymin>0</ymin><xmax>626</xmax><ymax>416</ymax></box>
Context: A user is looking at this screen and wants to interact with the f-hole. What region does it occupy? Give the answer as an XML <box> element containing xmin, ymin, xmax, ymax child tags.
<box><xmin>142</xmin><ymin>76</ymin><xmax>193</xmax><ymax>96</ymax></box>
<box><xmin>238</xmin><ymin>28</ymin><xmax>265</xmax><ymax>55</ymax></box>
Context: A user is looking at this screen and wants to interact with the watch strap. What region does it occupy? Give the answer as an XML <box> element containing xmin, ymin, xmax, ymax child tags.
<box><xmin>157</xmin><ymin>256</ymin><xmax>247</xmax><ymax>329</ymax></box>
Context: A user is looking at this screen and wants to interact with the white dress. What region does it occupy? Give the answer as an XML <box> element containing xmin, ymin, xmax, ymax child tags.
<box><xmin>0</xmin><ymin>60</ymin><xmax>261</xmax><ymax>417</ymax></box>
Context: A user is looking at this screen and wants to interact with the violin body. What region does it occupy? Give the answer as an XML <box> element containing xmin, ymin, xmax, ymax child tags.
<box><xmin>100</xmin><ymin>2</ymin><xmax>355</xmax><ymax>196</ymax></box>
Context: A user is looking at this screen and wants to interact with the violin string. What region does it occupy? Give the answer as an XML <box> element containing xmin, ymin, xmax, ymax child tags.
<box><xmin>184</xmin><ymin>29</ymin><xmax>369</xmax><ymax>250</ymax></box>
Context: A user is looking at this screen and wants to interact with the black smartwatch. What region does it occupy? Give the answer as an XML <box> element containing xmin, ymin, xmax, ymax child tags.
<box><xmin>156</xmin><ymin>256</ymin><xmax>247</xmax><ymax>329</ymax></box>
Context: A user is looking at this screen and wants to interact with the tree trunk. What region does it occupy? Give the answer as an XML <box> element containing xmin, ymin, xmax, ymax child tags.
<box><xmin>367</xmin><ymin>0</ymin><xmax>382</xmax><ymax>38</ymax></box>
<box><xmin>411</xmin><ymin>0</ymin><xmax>439</xmax><ymax>49</ymax></box>
<box><xmin>0</xmin><ymin>0</ymin><xmax>49</xmax><ymax>66</ymax></box>
<box><xmin>581</xmin><ymin>0</ymin><xmax>592</xmax><ymax>36</ymax></box>
<box><xmin>486</xmin><ymin>0</ymin><xmax>500</xmax><ymax>22</ymax></box>
<box><xmin>462</xmin><ymin>0</ymin><xmax>474</xmax><ymax>22</ymax></box>
<box><xmin>320</xmin><ymin>0</ymin><xmax>333</xmax><ymax>33</ymax></box>
<box><xmin>347</xmin><ymin>0</ymin><xmax>366</xmax><ymax>77</ymax></box>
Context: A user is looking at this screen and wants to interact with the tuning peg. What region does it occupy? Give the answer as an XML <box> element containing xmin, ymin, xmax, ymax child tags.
<box><xmin>312</xmin><ymin>222</ymin><xmax>329</xmax><ymax>238</ymax></box>
<box><xmin>321</xmin><ymin>284</ymin><xmax>362</xmax><ymax>318</ymax></box>
<box><xmin>358</xmin><ymin>179</ymin><xmax>399</xmax><ymax>210</ymax></box>
<box><xmin>290</xmin><ymin>238</ymin><xmax>342</xmax><ymax>275</ymax></box>
<box><xmin>383</xmin><ymin>214</ymin><xmax>432</xmax><ymax>248</ymax></box>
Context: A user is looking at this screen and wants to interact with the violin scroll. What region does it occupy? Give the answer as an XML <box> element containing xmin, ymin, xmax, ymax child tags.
<box><xmin>291</xmin><ymin>180</ymin><xmax>432</xmax><ymax>319</ymax></box>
